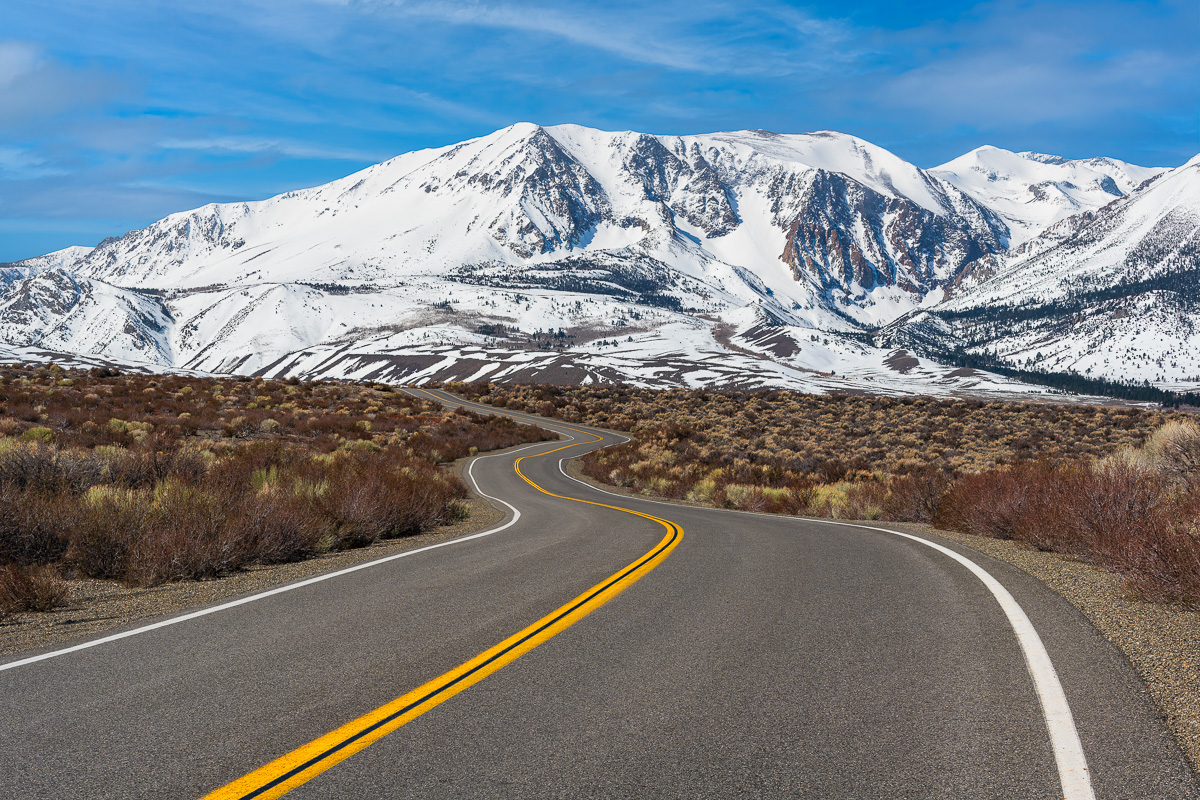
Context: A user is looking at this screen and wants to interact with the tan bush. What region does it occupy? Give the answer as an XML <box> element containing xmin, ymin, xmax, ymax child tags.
<box><xmin>0</xmin><ymin>564</ymin><xmax>69</xmax><ymax>612</ymax></box>
<box><xmin>1143</xmin><ymin>419</ymin><xmax>1200</xmax><ymax>489</ymax></box>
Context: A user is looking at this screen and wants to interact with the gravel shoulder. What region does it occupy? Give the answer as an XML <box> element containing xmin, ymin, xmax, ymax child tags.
<box><xmin>563</xmin><ymin>459</ymin><xmax>1200</xmax><ymax>774</ymax></box>
<box><xmin>0</xmin><ymin>451</ymin><xmax>511</xmax><ymax>660</ymax></box>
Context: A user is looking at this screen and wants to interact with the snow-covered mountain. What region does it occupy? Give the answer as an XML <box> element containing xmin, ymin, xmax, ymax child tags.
<box><xmin>889</xmin><ymin>154</ymin><xmax>1200</xmax><ymax>385</ymax></box>
<box><xmin>0</xmin><ymin>123</ymin><xmax>1191</xmax><ymax>397</ymax></box>
<box><xmin>0</xmin><ymin>245</ymin><xmax>94</xmax><ymax>289</ymax></box>
<box><xmin>0</xmin><ymin>245</ymin><xmax>93</xmax><ymax>275</ymax></box>
<box><xmin>0</xmin><ymin>269</ymin><xmax>171</xmax><ymax>364</ymax></box>
<box><xmin>63</xmin><ymin>124</ymin><xmax>1010</xmax><ymax>327</ymax></box>
<box><xmin>931</xmin><ymin>147</ymin><xmax>1165</xmax><ymax>246</ymax></box>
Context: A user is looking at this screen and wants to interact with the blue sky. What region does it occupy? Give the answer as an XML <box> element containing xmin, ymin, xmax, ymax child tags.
<box><xmin>1</xmin><ymin>0</ymin><xmax>1196</xmax><ymax>262</ymax></box>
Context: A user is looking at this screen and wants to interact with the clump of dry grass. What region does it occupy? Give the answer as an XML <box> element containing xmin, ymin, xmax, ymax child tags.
<box><xmin>0</xmin><ymin>564</ymin><xmax>69</xmax><ymax>615</ymax></box>
<box><xmin>1141</xmin><ymin>419</ymin><xmax>1200</xmax><ymax>490</ymax></box>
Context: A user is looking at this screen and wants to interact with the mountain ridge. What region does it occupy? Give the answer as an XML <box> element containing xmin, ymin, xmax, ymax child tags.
<box><xmin>1</xmin><ymin>123</ymin><xmax>1193</xmax><ymax>398</ymax></box>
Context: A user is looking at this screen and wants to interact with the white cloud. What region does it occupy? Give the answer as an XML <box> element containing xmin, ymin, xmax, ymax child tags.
<box><xmin>864</xmin><ymin>1</ymin><xmax>1199</xmax><ymax>131</ymax></box>
<box><xmin>158</xmin><ymin>136</ymin><xmax>384</xmax><ymax>162</ymax></box>
<box><xmin>0</xmin><ymin>40</ymin><xmax>126</xmax><ymax>129</ymax></box>
<box><xmin>309</xmin><ymin>0</ymin><xmax>862</xmax><ymax>76</ymax></box>
<box><xmin>0</xmin><ymin>145</ymin><xmax>62</xmax><ymax>178</ymax></box>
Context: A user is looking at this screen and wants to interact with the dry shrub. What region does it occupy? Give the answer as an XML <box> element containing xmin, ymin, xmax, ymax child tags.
<box><xmin>0</xmin><ymin>485</ymin><xmax>78</xmax><ymax>565</ymax></box>
<box><xmin>0</xmin><ymin>564</ymin><xmax>69</xmax><ymax>612</ymax></box>
<box><xmin>800</xmin><ymin>481</ymin><xmax>880</xmax><ymax>519</ymax></box>
<box><xmin>841</xmin><ymin>481</ymin><xmax>888</xmax><ymax>520</ymax></box>
<box><xmin>0</xmin><ymin>441</ymin><xmax>105</xmax><ymax>494</ymax></box>
<box><xmin>232</xmin><ymin>492</ymin><xmax>326</xmax><ymax>564</ymax></box>
<box><xmin>720</xmin><ymin>484</ymin><xmax>769</xmax><ymax>513</ymax></box>
<box><xmin>1142</xmin><ymin>419</ymin><xmax>1200</xmax><ymax>489</ymax></box>
<box><xmin>222</xmin><ymin>415</ymin><xmax>257</xmax><ymax>439</ymax></box>
<box><xmin>124</xmin><ymin>480</ymin><xmax>249</xmax><ymax>585</ymax></box>
<box><xmin>1068</xmin><ymin>462</ymin><xmax>1167</xmax><ymax>561</ymax></box>
<box><xmin>937</xmin><ymin>459</ymin><xmax>1200</xmax><ymax>607</ymax></box>
<box><xmin>935</xmin><ymin>462</ymin><xmax>1079</xmax><ymax>552</ymax></box>
<box><xmin>104</xmin><ymin>443</ymin><xmax>211</xmax><ymax>488</ymax></box>
<box><xmin>20</xmin><ymin>426</ymin><xmax>53</xmax><ymax>443</ymax></box>
<box><xmin>883</xmin><ymin>469</ymin><xmax>950</xmax><ymax>522</ymax></box>
<box><xmin>65</xmin><ymin>486</ymin><xmax>144</xmax><ymax>579</ymax></box>
<box><xmin>1123</xmin><ymin>492</ymin><xmax>1200</xmax><ymax>606</ymax></box>
<box><xmin>320</xmin><ymin>451</ymin><xmax>467</xmax><ymax>547</ymax></box>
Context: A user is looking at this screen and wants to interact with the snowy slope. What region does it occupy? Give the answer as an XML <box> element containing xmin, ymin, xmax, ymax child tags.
<box><xmin>890</xmin><ymin>154</ymin><xmax>1200</xmax><ymax>384</ymax></box>
<box><xmin>2</xmin><ymin>245</ymin><xmax>94</xmax><ymax>275</ymax></box>
<box><xmin>932</xmin><ymin>147</ymin><xmax>1166</xmax><ymax>245</ymax></box>
<box><xmin>1</xmin><ymin>245</ymin><xmax>95</xmax><ymax>288</ymax></box>
<box><xmin>0</xmin><ymin>269</ymin><xmax>172</xmax><ymax>364</ymax></box>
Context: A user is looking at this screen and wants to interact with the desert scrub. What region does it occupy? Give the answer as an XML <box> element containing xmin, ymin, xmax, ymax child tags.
<box><xmin>0</xmin><ymin>364</ymin><xmax>556</xmax><ymax>596</ymax></box>
<box><xmin>936</xmin><ymin>454</ymin><xmax>1200</xmax><ymax>607</ymax></box>
<box><xmin>448</xmin><ymin>380</ymin><xmax>1198</xmax><ymax>608</ymax></box>
<box><xmin>451</xmin><ymin>382</ymin><xmax>1176</xmax><ymax>479</ymax></box>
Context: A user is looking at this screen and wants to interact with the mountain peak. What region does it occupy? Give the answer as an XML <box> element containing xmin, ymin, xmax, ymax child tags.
<box><xmin>2</xmin><ymin>244</ymin><xmax>95</xmax><ymax>273</ymax></box>
<box><xmin>931</xmin><ymin>145</ymin><xmax>1166</xmax><ymax>245</ymax></box>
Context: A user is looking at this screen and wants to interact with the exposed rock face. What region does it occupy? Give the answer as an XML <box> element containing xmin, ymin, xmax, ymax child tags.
<box><xmin>2</xmin><ymin>269</ymin><xmax>86</xmax><ymax>325</ymax></box>
<box><xmin>458</xmin><ymin>127</ymin><xmax>612</xmax><ymax>257</ymax></box>
<box><xmin>620</xmin><ymin>134</ymin><xmax>739</xmax><ymax>237</ymax></box>
<box><xmin>778</xmin><ymin>171</ymin><xmax>1008</xmax><ymax>296</ymax></box>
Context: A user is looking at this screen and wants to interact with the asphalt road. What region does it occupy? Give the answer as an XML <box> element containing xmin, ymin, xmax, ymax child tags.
<box><xmin>1</xmin><ymin>388</ymin><xmax>1197</xmax><ymax>799</ymax></box>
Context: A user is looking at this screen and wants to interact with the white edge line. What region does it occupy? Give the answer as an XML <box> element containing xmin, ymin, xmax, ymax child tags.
<box><xmin>0</xmin><ymin>436</ymin><xmax>570</xmax><ymax>674</ymax></box>
<box><xmin>555</xmin><ymin>457</ymin><xmax>1095</xmax><ymax>800</ymax></box>
<box><xmin>409</xmin><ymin>390</ymin><xmax>1095</xmax><ymax>798</ymax></box>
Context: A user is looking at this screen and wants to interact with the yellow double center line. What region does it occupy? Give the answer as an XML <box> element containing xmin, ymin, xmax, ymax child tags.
<box><xmin>203</xmin><ymin>414</ymin><xmax>681</xmax><ymax>800</ymax></box>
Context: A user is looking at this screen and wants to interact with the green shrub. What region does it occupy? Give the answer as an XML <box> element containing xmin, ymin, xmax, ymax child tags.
<box><xmin>20</xmin><ymin>427</ymin><xmax>52</xmax><ymax>443</ymax></box>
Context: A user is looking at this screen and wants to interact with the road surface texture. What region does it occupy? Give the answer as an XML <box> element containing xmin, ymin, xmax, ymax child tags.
<box><xmin>1</xmin><ymin>387</ymin><xmax>1196</xmax><ymax>799</ymax></box>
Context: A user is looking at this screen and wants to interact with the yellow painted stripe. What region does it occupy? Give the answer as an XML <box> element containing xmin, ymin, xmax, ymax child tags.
<box><xmin>202</xmin><ymin>399</ymin><xmax>680</xmax><ymax>800</ymax></box>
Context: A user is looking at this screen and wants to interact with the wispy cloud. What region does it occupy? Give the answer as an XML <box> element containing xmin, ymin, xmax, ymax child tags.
<box><xmin>158</xmin><ymin>136</ymin><xmax>386</xmax><ymax>162</ymax></box>
<box><xmin>0</xmin><ymin>40</ymin><xmax>127</xmax><ymax>130</ymax></box>
<box><xmin>0</xmin><ymin>145</ymin><xmax>62</xmax><ymax>178</ymax></box>
<box><xmin>308</xmin><ymin>0</ymin><xmax>863</xmax><ymax>76</ymax></box>
<box><xmin>855</xmin><ymin>1</ymin><xmax>1198</xmax><ymax>151</ymax></box>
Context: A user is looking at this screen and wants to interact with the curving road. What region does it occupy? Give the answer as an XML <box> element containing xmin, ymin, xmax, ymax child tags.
<box><xmin>1</xmin><ymin>388</ymin><xmax>1196</xmax><ymax>799</ymax></box>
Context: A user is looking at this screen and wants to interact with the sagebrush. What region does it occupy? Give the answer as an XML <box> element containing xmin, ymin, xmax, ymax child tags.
<box><xmin>0</xmin><ymin>365</ymin><xmax>554</xmax><ymax>596</ymax></box>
